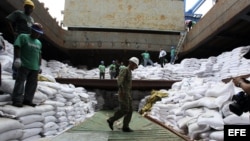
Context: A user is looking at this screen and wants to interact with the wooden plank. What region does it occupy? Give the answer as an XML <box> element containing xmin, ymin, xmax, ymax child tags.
<box><xmin>145</xmin><ymin>115</ymin><xmax>192</xmax><ymax>141</ymax></box>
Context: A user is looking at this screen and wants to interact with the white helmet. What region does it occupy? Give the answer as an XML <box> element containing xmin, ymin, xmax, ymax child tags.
<box><xmin>129</xmin><ymin>57</ymin><xmax>139</xmax><ymax>66</ymax></box>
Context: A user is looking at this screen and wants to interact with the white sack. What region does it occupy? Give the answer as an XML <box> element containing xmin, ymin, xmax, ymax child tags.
<box><xmin>0</xmin><ymin>79</ymin><xmax>15</xmax><ymax>94</ymax></box>
<box><xmin>209</xmin><ymin>130</ymin><xmax>224</xmax><ymax>141</ymax></box>
<box><xmin>21</xmin><ymin>128</ymin><xmax>42</xmax><ymax>139</ymax></box>
<box><xmin>22</xmin><ymin>135</ymin><xmax>42</xmax><ymax>141</ymax></box>
<box><xmin>24</xmin><ymin>122</ymin><xmax>43</xmax><ymax>129</ymax></box>
<box><xmin>0</xmin><ymin>105</ymin><xmax>43</xmax><ymax>117</ymax></box>
<box><xmin>197</xmin><ymin>109</ymin><xmax>224</xmax><ymax>130</ymax></box>
<box><xmin>0</xmin><ymin>118</ymin><xmax>23</xmax><ymax>133</ymax></box>
<box><xmin>223</xmin><ymin>113</ymin><xmax>250</xmax><ymax>125</ymax></box>
<box><xmin>37</xmin><ymin>85</ymin><xmax>58</xmax><ymax>97</ymax></box>
<box><xmin>0</xmin><ymin>129</ymin><xmax>23</xmax><ymax>141</ymax></box>
<box><xmin>18</xmin><ymin>114</ymin><xmax>44</xmax><ymax>125</ymax></box>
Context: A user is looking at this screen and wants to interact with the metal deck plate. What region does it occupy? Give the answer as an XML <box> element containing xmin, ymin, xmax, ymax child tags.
<box><xmin>41</xmin><ymin>111</ymin><xmax>185</xmax><ymax>141</ymax></box>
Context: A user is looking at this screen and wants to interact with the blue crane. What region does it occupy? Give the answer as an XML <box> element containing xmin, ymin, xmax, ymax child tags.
<box><xmin>184</xmin><ymin>0</ymin><xmax>206</xmax><ymax>22</ymax></box>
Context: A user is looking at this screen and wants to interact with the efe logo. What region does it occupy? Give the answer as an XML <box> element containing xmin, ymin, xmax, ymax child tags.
<box><xmin>224</xmin><ymin>125</ymin><xmax>250</xmax><ymax>141</ymax></box>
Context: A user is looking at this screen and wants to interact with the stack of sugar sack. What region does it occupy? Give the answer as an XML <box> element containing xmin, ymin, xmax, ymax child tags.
<box><xmin>209</xmin><ymin>46</ymin><xmax>250</xmax><ymax>79</ymax></box>
<box><xmin>132</xmin><ymin>65</ymin><xmax>149</xmax><ymax>79</ymax></box>
<box><xmin>167</xmin><ymin>59</ymin><xmax>198</xmax><ymax>80</ymax></box>
<box><xmin>180</xmin><ymin>58</ymin><xmax>201</xmax><ymax>71</ymax></box>
<box><xmin>54</xmin><ymin>85</ymin><xmax>95</xmax><ymax>130</ymax></box>
<box><xmin>63</xmin><ymin>66</ymin><xmax>85</xmax><ymax>78</ymax></box>
<box><xmin>42</xmin><ymin>100</ymin><xmax>64</xmax><ymax>135</ymax></box>
<box><xmin>0</xmin><ymin>52</ymin><xmax>12</xmax><ymax>73</ymax></box>
<box><xmin>135</xmin><ymin>66</ymin><xmax>164</xmax><ymax>80</ymax></box>
<box><xmin>84</xmin><ymin>91</ymin><xmax>97</xmax><ymax>113</ymax></box>
<box><xmin>55</xmin><ymin>84</ymin><xmax>76</xmax><ymax>131</ymax></box>
<box><xmin>215</xmin><ymin>51</ymin><xmax>240</xmax><ymax>79</ymax></box>
<box><xmin>229</xmin><ymin>46</ymin><xmax>250</xmax><ymax>76</ymax></box>
<box><xmin>82</xmin><ymin>68</ymin><xmax>99</xmax><ymax>79</ymax></box>
<box><xmin>38</xmin><ymin>81</ymin><xmax>96</xmax><ymax>132</ymax></box>
<box><xmin>194</xmin><ymin>61</ymin><xmax>213</xmax><ymax>77</ymax></box>
<box><xmin>0</xmin><ymin>78</ymin><xmax>15</xmax><ymax>95</ymax></box>
<box><xmin>46</xmin><ymin>60</ymin><xmax>84</xmax><ymax>78</ymax></box>
<box><xmin>220</xmin><ymin>53</ymin><xmax>240</xmax><ymax>79</ymax></box>
<box><xmin>46</xmin><ymin>60</ymin><xmax>69</xmax><ymax>78</ymax></box>
<box><xmin>237</xmin><ymin>58</ymin><xmax>250</xmax><ymax>75</ymax></box>
<box><xmin>184</xmin><ymin>81</ymin><xmax>235</xmax><ymax>140</ymax></box>
<box><xmin>212</xmin><ymin>63</ymin><xmax>223</xmax><ymax>74</ymax></box>
<box><xmin>161</xmin><ymin>68</ymin><xmax>173</xmax><ymax>80</ymax></box>
<box><xmin>1</xmin><ymin>71</ymin><xmax>12</xmax><ymax>80</ymax></box>
<box><xmin>194</xmin><ymin>57</ymin><xmax>216</xmax><ymax>77</ymax></box>
<box><xmin>0</xmin><ymin>118</ymin><xmax>24</xmax><ymax>141</ymax></box>
<box><xmin>40</xmin><ymin>59</ymin><xmax>53</xmax><ymax>76</ymax></box>
<box><xmin>66</xmin><ymin>86</ymin><xmax>87</xmax><ymax>124</ymax></box>
<box><xmin>147</xmin><ymin>67</ymin><xmax>165</xmax><ymax>80</ymax></box>
<box><xmin>0</xmin><ymin>39</ymin><xmax>13</xmax><ymax>58</ymax></box>
<box><xmin>212</xmin><ymin>53</ymin><xmax>230</xmax><ymax>79</ymax></box>
<box><xmin>39</xmin><ymin>62</ymin><xmax>59</xmax><ymax>83</ymax></box>
<box><xmin>55</xmin><ymin>106</ymin><xmax>70</xmax><ymax>133</ymax></box>
<box><xmin>69</xmin><ymin>89</ymin><xmax>96</xmax><ymax>124</ymax></box>
<box><xmin>37</xmin><ymin>82</ymin><xmax>58</xmax><ymax>99</ymax></box>
<box><xmin>56</xmin><ymin>66</ymin><xmax>78</xmax><ymax>78</ymax></box>
<box><xmin>233</xmin><ymin>46</ymin><xmax>250</xmax><ymax>57</ymax></box>
<box><xmin>0</xmin><ymin>93</ymin><xmax>11</xmax><ymax>106</ymax></box>
<box><xmin>18</xmin><ymin>109</ymin><xmax>44</xmax><ymax>141</ymax></box>
<box><xmin>0</xmin><ymin>105</ymin><xmax>44</xmax><ymax>141</ymax></box>
<box><xmin>32</xmin><ymin>90</ymin><xmax>49</xmax><ymax>105</ymax></box>
<box><xmin>37</xmin><ymin>82</ymin><xmax>69</xmax><ymax>133</ymax></box>
<box><xmin>37</xmin><ymin>82</ymin><xmax>65</xmax><ymax>134</ymax></box>
<box><xmin>148</xmin><ymin>77</ymin><xmax>206</xmax><ymax>124</ymax></box>
<box><xmin>161</xmin><ymin>64</ymin><xmax>182</xmax><ymax>80</ymax></box>
<box><xmin>147</xmin><ymin>77</ymin><xmax>243</xmax><ymax>141</ymax></box>
<box><xmin>35</xmin><ymin>104</ymin><xmax>58</xmax><ymax>137</ymax></box>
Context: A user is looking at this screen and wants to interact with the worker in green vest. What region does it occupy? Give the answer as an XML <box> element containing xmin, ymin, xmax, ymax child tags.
<box><xmin>119</xmin><ymin>62</ymin><xmax>126</xmax><ymax>70</ymax></box>
<box><xmin>109</xmin><ymin>60</ymin><xmax>116</xmax><ymax>79</ymax></box>
<box><xmin>98</xmin><ymin>60</ymin><xmax>105</xmax><ymax>79</ymax></box>
<box><xmin>11</xmin><ymin>23</ymin><xmax>43</xmax><ymax>107</ymax></box>
<box><xmin>170</xmin><ymin>46</ymin><xmax>176</xmax><ymax>64</ymax></box>
<box><xmin>141</xmin><ymin>50</ymin><xmax>154</xmax><ymax>67</ymax></box>
<box><xmin>107</xmin><ymin>57</ymin><xmax>139</xmax><ymax>132</ymax></box>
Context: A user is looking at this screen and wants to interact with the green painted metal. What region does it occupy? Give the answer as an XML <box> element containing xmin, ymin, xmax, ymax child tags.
<box><xmin>44</xmin><ymin>111</ymin><xmax>185</xmax><ymax>141</ymax></box>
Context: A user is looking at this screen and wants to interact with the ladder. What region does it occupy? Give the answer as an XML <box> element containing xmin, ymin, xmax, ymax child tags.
<box><xmin>173</xmin><ymin>31</ymin><xmax>187</xmax><ymax>63</ymax></box>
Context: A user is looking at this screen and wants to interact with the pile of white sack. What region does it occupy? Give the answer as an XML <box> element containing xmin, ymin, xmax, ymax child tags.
<box><xmin>1</xmin><ymin>37</ymin><xmax>250</xmax><ymax>141</ymax></box>
<box><xmin>38</xmin><ymin>45</ymin><xmax>250</xmax><ymax>81</ymax></box>
<box><xmin>0</xmin><ymin>40</ymin><xmax>97</xmax><ymax>140</ymax></box>
<box><xmin>137</xmin><ymin>45</ymin><xmax>250</xmax><ymax>141</ymax></box>
<box><xmin>143</xmin><ymin>77</ymin><xmax>250</xmax><ymax>141</ymax></box>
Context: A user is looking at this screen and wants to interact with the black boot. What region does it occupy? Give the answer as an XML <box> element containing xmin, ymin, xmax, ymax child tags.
<box><xmin>23</xmin><ymin>101</ymin><xmax>36</xmax><ymax>107</ymax></box>
<box><xmin>107</xmin><ymin>119</ymin><xmax>113</xmax><ymax>130</ymax></box>
<box><xmin>122</xmin><ymin>127</ymin><xmax>133</xmax><ymax>132</ymax></box>
<box><xmin>12</xmin><ymin>102</ymin><xmax>23</xmax><ymax>107</ymax></box>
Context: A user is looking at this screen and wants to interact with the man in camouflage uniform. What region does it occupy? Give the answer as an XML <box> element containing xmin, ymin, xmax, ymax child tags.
<box><xmin>107</xmin><ymin>57</ymin><xmax>139</xmax><ymax>132</ymax></box>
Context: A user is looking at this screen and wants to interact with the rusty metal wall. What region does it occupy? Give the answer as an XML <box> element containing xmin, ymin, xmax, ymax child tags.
<box><xmin>64</xmin><ymin>0</ymin><xmax>185</xmax><ymax>31</ymax></box>
<box><xmin>64</xmin><ymin>30</ymin><xmax>180</xmax><ymax>51</ymax></box>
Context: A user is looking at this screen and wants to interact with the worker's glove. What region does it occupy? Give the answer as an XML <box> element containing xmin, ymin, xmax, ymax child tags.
<box><xmin>14</xmin><ymin>58</ymin><xmax>21</xmax><ymax>68</ymax></box>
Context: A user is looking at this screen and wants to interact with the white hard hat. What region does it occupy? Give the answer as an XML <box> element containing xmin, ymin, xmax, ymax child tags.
<box><xmin>129</xmin><ymin>57</ymin><xmax>139</xmax><ymax>66</ymax></box>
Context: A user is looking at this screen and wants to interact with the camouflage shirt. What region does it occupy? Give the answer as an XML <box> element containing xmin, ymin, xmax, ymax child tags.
<box><xmin>117</xmin><ymin>67</ymin><xmax>132</xmax><ymax>94</ymax></box>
